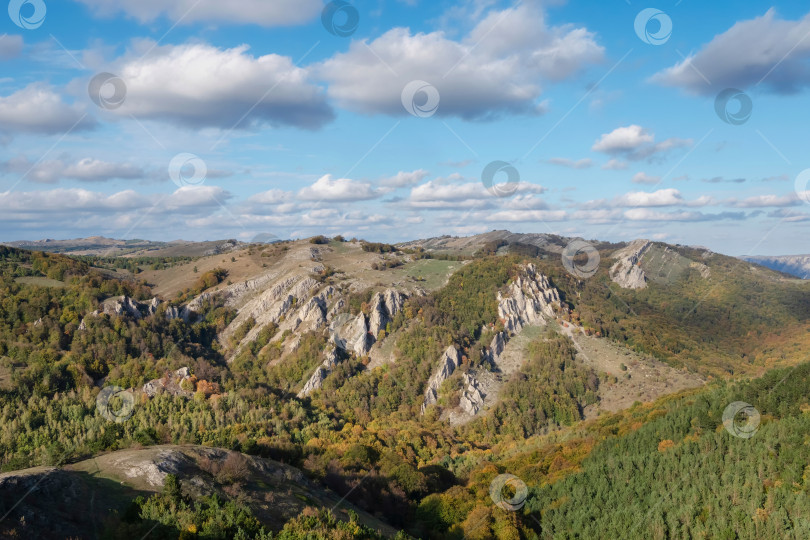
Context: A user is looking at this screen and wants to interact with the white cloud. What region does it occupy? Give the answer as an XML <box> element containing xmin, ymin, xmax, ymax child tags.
<box><xmin>547</xmin><ymin>157</ymin><xmax>593</xmax><ymax>169</ymax></box>
<box><xmin>0</xmin><ymin>156</ymin><xmax>144</xmax><ymax>184</ymax></box>
<box><xmin>631</xmin><ymin>172</ymin><xmax>661</xmax><ymax>185</ymax></box>
<box><xmin>0</xmin><ymin>85</ymin><xmax>95</xmax><ymax>135</ymax></box>
<box><xmin>728</xmin><ymin>193</ymin><xmax>799</xmax><ymax>208</ymax></box>
<box><xmin>592</xmin><ymin>125</ymin><xmax>691</xmax><ymax>161</ymax></box>
<box><xmin>0</xmin><ymin>34</ymin><xmax>23</xmax><ymax>59</ymax></box>
<box><xmin>106</xmin><ymin>42</ymin><xmax>333</xmax><ymax>130</ymax></box>
<box><xmin>298</xmin><ymin>174</ymin><xmax>381</xmax><ymax>202</ymax></box>
<box><xmin>380</xmin><ymin>169</ymin><xmax>430</xmax><ymax>188</ymax></box>
<box><xmin>624</xmin><ymin>209</ymin><xmax>744</xmax><ymax>222</ymax></box>
<box><xmin>614</xmin><ymin>188</ymin><xmax>684</xmax><ymax>207</ymax></box>
<box><xmin>652</xmin><ymin>9</ymin><xmax>810</xmax><ymax>94</ymax></box>
<box><xmin>486</xmin><ymin>209</ymin><xmax>567</xmax><ymax>222</ymax></box>
<box><xmin>0</xmin><ymin>188</ymin><xmax>148</xmax><ymax>212</ymax></box>
<box><xmin>75</xmin><ymin>0</ymin><xmax>322</xmax><ymax>27</ymax></box>
<box><xmin>318</xmin><ymin>3</ymin><xmax>603</xmax><ymax>119</ymax></box>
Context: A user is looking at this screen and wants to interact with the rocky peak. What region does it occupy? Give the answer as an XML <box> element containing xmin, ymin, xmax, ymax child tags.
<box><xmin>610</xmin><ymin>240</ymin><xmax>652</xmax><ymax>289</ymax></box>
<box><xmin>497</xmin><ymin>263</ymin><xmax>560</xmax><ymax>333</ymax></box>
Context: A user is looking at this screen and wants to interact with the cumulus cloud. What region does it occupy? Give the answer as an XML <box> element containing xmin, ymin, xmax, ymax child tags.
<box><xmin>318</xmin><ymin>3</ymin><xmax>603</xmax><ymax>119</ymax></box>
<box><xmin>407</xmin><ymin>178</ymin><xmax>546</xmax><ymax>209</ymax></box>
<box><xmin>105</xmin><ymin>43</ymin><xmax>333</xmax><ymax>130</ymax></box>
<box><xmin>547</xmin><ymin>157</ymin><xmax>593</xmax><ymax>169</ymax></box>
<box><xmin>75</xmin><ymin>0</ymin><xmax>322</xmax><ymax>27</ymax></box>
<box><xmin>0</xmin><ymin>156</ymin><xmax>145</xmax><ymax>184</ymax></box>
<box><xmin>380</xmin><ymin>169</ymin><xmax>430</xmax><ymax>188</ymax></box>
<box><xmin>615</xmin><ymin>188</ymin><xmax>685</xmax><ymax>207</ymax></box>
<box><xmin>652</xmin><ymin>9</ymin><xmax>810</xmax><ymax>94</ymax></box>
<box><xmin>592</xmin><ymin>125</ymin><xmax>691</xmax><ymax>161</ymax></box>
<box><xmin>298</xmin><ymin>174</ymin><xmax>382</xmax><ymax>202</ymax></box>
<box><xmin>0</xmin><ymin>188</ymin><xmax>148</xmax><ymax>212</ymax></box>
<box><xmin>0</xmin><ymin>85</ymin><xmax>95</xmax><ymax>135</ymax></box>
<box><xmin>0</xmin><ymin>34</ymin><xmax>23</xmax><ymax>59</ymax></box>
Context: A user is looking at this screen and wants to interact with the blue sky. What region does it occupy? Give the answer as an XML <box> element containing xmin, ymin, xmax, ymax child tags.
<box><xmin>1</xmin><ymin>0</ymin><xmax>809</xmax><ymax>255</ymax></box>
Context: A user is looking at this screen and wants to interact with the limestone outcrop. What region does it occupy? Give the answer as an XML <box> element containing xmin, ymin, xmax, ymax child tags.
<box><xmin>610</xmin><ymin>240</ymin><xmax>652</xmax><ymax>290</ymax></box>
<box><xmin>497</xmin><ymin>263</ymin><xmax>560</xmax><ymax>333</ymax></box>
<box><xmin>297</xmin><ymin>348</ymin><xmax>340</xmax><ymax>398</ymax></box>
<box><xmin>421</xmin><ymin>346</ymin><xmax>462</xmax><ymax>414</ymax></box>
<box><xmin>143</xmin><ymin>367</ymin><xmax>193</xmax><ymax>398</ymax></box>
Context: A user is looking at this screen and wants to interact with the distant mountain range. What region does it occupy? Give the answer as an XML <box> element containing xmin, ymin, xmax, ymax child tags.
<box><xmin>741</xmin><ymin>255</ymin><xmax>810</xmax><ymax>279</ymax></box>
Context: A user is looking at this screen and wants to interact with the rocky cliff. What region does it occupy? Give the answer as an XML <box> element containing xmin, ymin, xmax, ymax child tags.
<box><xmin>610</xmin><ymin>240</ymin><xmax>652</xmax><ymax>289</ymax></box>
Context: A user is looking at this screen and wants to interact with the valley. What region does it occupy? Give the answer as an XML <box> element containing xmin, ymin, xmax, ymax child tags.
<box><xmin>0</xmin><ymin>232</ymin><xmax>808</xmax><ymax>539</ymax></box>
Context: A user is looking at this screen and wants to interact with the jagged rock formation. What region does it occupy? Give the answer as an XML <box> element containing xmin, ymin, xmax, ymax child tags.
<box><xmin>610</xmin><ymin>240</ymin><xmax>652</xmax><ymax>289</ymax></box>
<box><xmin>424</xmin><ymin>263</ymin><xmax>562</xmax><ymax>418</ymax></box>
<box><xmin>481</xmin><ymin>332</ymin><xmax>507</xmax><ymax>365</ymax></box>
<box><xmin>78</xmin><ymin>296</ymin><xmax>186</xmax><ymax>330</ymax></box>
<box><xmin>143</xmin><ymin>367</ymin><xmax>193</xmax><ymax>397</ymax></box>
<box><xmin>459</xmin><ymin>372</ymin><xmax>485</xmax><ymax>415</ymax></box>
<box><xmin>497</xmin><ymin>263</ymin><xmax>560</xmax><ymax>333</ymax></box>
<box><xmin>297</xmin><ymin>289</ymin><xmax>408</xmax><ymax>397</ymax></box>
<box><xmin>420</xmin><ymin>346</ymin><xmax>462</xmax><ymax>414</ymax></box>
<box><xmin>297</xmin><ymin>348</ymin><xmax>340</xmax><ymax>398</ymax></box>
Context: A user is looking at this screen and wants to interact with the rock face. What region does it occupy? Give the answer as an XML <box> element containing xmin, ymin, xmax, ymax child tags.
<box><xmin>143</xmin><ymin>367</ymin><xmax>193</xmax><ymax>397</ymax></box>
<box><xmin>497</xmin><ymin>263</ymin><xmax>560</xmax><ymax>333</ymax></box>
<box><xmin>296</xmin><ymin>288</ymin><xmax>408</xmax><ymax>397</ymax></box>
<box><xmin>421</xmin><ymin>346</ymin><xmax>462</xmax><ymax>414</ymax></box>
<box><xmin>425</xmin><ymin>264</ymin><xmax>562</xmax><ymax>418</ymax></box>
<box><xmin>459</xmin><ymin>372</ymin><xmax>485</xmax><ymax>415</ymax></box>
<box><xmin>78</xmin><ymin>296</ymin><xmax>185</xmax><ymax>330</ymax></box>
<box><xmin>610</xmin><ymin>240</ymin><xmax>652</xmax><ymax>290</ymax></box>
<box><xmin>297</xmin><ymin>348</ymin><xmax>340</xmax><ymax>398</ymax></box>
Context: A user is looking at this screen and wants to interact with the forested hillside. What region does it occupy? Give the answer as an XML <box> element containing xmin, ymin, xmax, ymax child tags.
<box><xmin>0</xmin><ymin>241</ymin><xmax>809</xmax><ymax>539</ymax></box>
